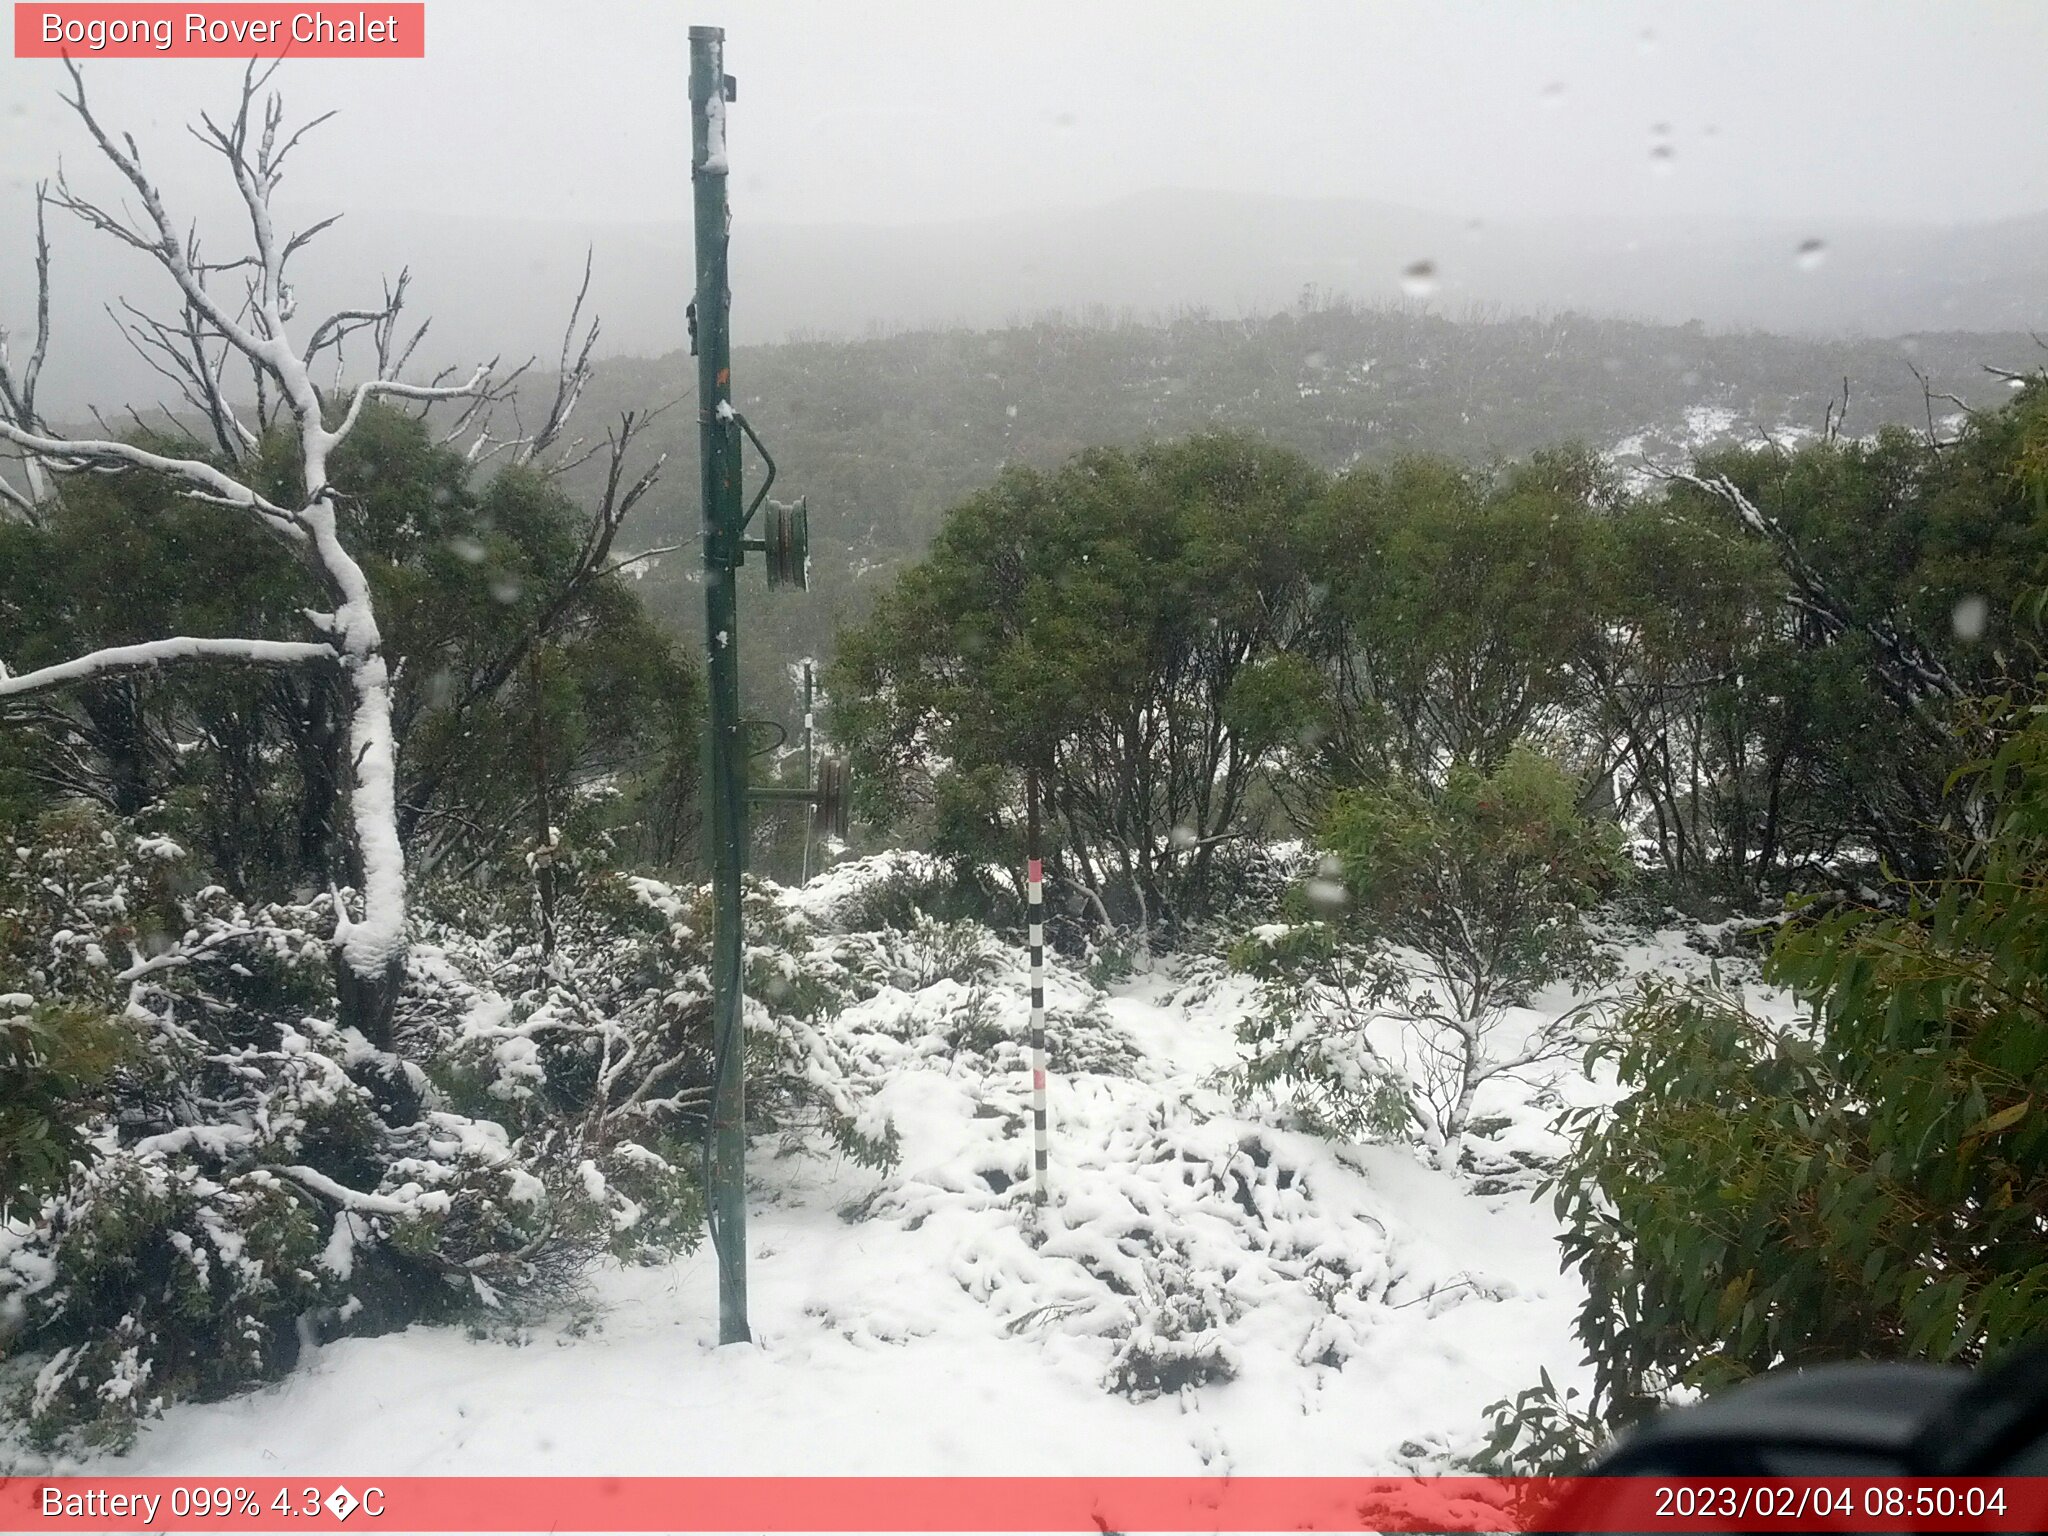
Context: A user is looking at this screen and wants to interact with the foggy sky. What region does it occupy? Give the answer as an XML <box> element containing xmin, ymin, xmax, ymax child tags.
<box><xmin>5</xmin><ymin>1</ymin><xmax>2046</xmax><ymax>231</ymax></box>
<box><xmin>3</xmin><ymin>2</ymin><xmax>2046</xmax><ymax>410</ymax></box>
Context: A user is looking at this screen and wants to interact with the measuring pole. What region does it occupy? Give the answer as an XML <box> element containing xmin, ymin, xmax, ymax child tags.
<box><xmin>691</xmin><ymin>24</ymin><xmax>750</xmax><ymax>1346</ymax></box>
<box><xmin>1027</xmin><ymin>769</ymin><xmax>1047</xmax><ymax>1205</ymax></box>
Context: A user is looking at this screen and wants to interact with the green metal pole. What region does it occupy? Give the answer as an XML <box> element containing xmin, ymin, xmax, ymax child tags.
<box><xmin>691</xmin><ymin>23</ymin><xmax>750</xmax><ymax>1346</ymax></box>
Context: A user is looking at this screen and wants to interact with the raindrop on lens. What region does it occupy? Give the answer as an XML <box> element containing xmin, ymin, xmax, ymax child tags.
<box><xmin>1169</xmin><ymin>824</ymin><xmax>1198</xmax><ymax>851</ymax></box>
<box><xmin>1796</xmin><ymin>239</ymin><xmax>1827</xmax><ymax>271</ymax></box>
<box><xmin>1540</xmin><ymin>81</ymin><xmax>1566</xmax><ymax>106</ymax></box>
<box><xmin>449</xmin><ymin>536</ymin><xmax>486</xmax><ymax>564</ymax></box>
<box><xmin>1401</xmin><ymin>260</ymin><xmax>1438</xmax><ymax>298</ymax></box>
<box><xmin>1953</xmin><ymin>594</ymin><xmax>1989</xmax><ymax>642</ymax></box>
<box><xmin>1306</xmin><ymin>855</ymin><xmax>1348</xmax><ymax>911</ymax></box>
<box><xmin>491</xmin><ymin>576</ymin><xmax>522</xmax><ymax>604</ymax></box>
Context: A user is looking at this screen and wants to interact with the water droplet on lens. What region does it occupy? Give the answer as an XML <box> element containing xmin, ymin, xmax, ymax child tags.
<box><xmin>491</xmin><ymin>576</ymin><xmax>522</xmax><ymax>604</ymax></box>
<box><xmin>1401</xmin><ymin>259</ymin><xmax>1438</xmax><ymax>298</ymax></box>
<box><xmin>1796</xmin><ymin>238</ymin><xmax>1827</xmax><ymax>271</ymax></box>
<box><xmin>1169</xmin><ymin>824</ymin><xmax>1198</xmax><ymax>851</ymax></box>
<box><xmin>1541</xmin><ymin>81</ymin><xmax>1566</xmax><ymax>106</ymax></box>
<box><xmin>1306</xmin><ymin>870</ymin><xmax>1348</xmax><ymax>911</ymax></box>
<box><xmin>449</xmin><ymin>536</ymin><xmax>485</xmax><ymax>563</ymax></box>
<box><xmin>1953</xmin><ymin>594</ymin><xmax>1989</xmax><ymax>642</ymax></box>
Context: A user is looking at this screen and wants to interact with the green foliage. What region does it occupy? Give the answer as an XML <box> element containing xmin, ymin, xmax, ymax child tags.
<box><xmin>0</xmin><ymin>407</ymin><xmax>701</xmax><ymax>894</ymax></box>
<box><xmin>0</xmin><ymin>1004</ymin><xmax>130</xmax><ymax>1214</ymax></box>
<box><xmin>567</xmin><ymin>302</ymin><xmax>2023</xmax><ymax>729</ymax></box>
<box><xmin>1303</xmin><ymin>454</ymin><xmax>1614</xmax><ymax>785</ymax></box>
<box><xmin>1230</xmin><ymin>750</ymin><xmax>1622</xmax><ymax>1158</ymax></box>
<box><xmin>1537</xmin><ymin>689</ymin><xmax>2048</xmax><ymax>1456</ymax></box>
<box><xmin>1635</xmin><ymin>390</ymin><xmax>2048</xmax><ymax>890</ymax></box>
<box><xmin>1323</xmin><ymin>746</ymin><xmax>1627</xmax><ymax>1020</ymax></box>
<box><xmin>1470</xmin><ymin>1369</ymin><xmax>1607</xmax><ymax>1475</ymax></box>
<box><xmin>832</xmin><ymin>431</ymin><xmax>1327</xmax><ymax>933</ymax></box>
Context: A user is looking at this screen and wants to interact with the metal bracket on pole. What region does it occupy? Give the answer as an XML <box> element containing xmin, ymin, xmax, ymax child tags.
<box><xmin>747</xmin><ymin>754</ymin><xmax>851</xmax><ymax>840</ymax></box>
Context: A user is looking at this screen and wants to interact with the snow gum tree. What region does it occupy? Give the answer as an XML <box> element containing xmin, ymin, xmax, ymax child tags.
<box><xmin>0</xmin><ymin>64</ymin><xmax>498</xmax><ymax>1046</ymax></box>
<box><xmin>830</xmin><ymin>432</ymin><xmax>1328</xmax><ymax>937</ymax></box>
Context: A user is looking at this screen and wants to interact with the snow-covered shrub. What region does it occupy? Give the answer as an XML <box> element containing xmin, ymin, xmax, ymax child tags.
<box><xmin>1103</xmin><ymin>1248</ymin><xmax>1240</xmax><ymax>1400</ymax></box>
<box><xmin>1224</xmin><ymin>923</ymin><xmax>1420</xmax><ymax>1143</ymax></box>
<box><xmin>1229</xmin><ymin>918</ymin><xmax>1608</xmax><ymax>1168</ymax></box>
<box><xmin>818</xmin><ymin>852</ymin><xmax>1021</xmax><ymax>935</ymax></box>
<box><xmin>0</xmin><ymin>814</ymin><xmax>890</xmax><ymax>1449</ymax></box>
<box><xmin>12</xmin><ymin>1154</ymin><xmax>336</xmax><ymax>1451</ymax></box>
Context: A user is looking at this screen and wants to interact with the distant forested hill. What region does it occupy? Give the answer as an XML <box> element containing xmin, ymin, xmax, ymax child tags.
<box><xmin>548</xmin><ymin>302</ymin><xmax>2036</xmax><ymax>720</ymax></box>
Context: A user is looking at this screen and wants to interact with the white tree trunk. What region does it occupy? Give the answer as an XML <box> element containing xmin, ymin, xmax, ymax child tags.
<box><xmin>0</xmin><ymin>63</ymin><xmax>496</xmax><ymax>1047</ymax></box>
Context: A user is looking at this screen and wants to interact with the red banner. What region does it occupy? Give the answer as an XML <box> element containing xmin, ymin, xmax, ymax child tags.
<box><xmin>12</xmin><ymin>4</ymin><xmax>425</xmax><ymax>58</ymax></box>
<box><xmin>3</xmin><ymin>1476</ymin><xmax>2047</xmax><ymax>1532</ymax></box>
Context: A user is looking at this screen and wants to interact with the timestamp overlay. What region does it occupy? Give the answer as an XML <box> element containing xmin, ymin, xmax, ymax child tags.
<box><xmin>3</xmin><ymin>1476</ymin><xmax>2046</xmax><ymax>1532</ymax></box>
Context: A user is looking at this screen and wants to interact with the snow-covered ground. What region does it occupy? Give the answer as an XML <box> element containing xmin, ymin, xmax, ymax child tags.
<box><xmin>28</xmin><ymin>865</ymin><xmax>1773</xmax><ymax>1480</ymax></box>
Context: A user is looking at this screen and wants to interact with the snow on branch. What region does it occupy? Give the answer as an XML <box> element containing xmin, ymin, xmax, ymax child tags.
<box><xmin>331</xmin><ymin>363</ymin><xmax>495</xmax><ymax>444</ymax></box>
<box><xmin>0</xmin><ymin>637</ymin><xmax>334</xmax><ymax>699</ymax></box>
<box><xmin>1673</xmin><ymin>469</ymin><xmax>1965</xmax><ymax>708</ymax></box>
<box><xmin>0</xmin><ymin>420</ymin><xmax>304</xmax><ymax>538</ymax></box>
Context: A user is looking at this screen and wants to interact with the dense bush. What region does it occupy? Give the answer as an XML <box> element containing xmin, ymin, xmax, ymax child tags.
<box><xmin>1485</xmin><ymin>684</ymin><xmax>2048</xmax><ymax>1470</ymax></box>
<box><xmin>0</xmin><ymin>811</ymin><xmax>890</xmax><ymax>1451</ymax></box>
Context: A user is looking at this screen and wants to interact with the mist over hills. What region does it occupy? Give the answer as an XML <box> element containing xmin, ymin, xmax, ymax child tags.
<box><xmin>25</xmin><ymin>188</ymin><xmax>2048</xmax><ymax>414</ymax></box>
<box><xmin>22</xmin><ymin>178</ymin><xmax>2045</xmax><ymax>718</ymax></box>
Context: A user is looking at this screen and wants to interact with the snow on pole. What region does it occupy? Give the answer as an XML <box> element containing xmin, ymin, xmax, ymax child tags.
<box><xmin>1028</xmin><ymin>854</ymin><xmax>1048</xmax><ymax>1204</ymax></box>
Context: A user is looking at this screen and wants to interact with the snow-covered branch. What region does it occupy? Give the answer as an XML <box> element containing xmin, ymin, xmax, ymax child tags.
<box><xmin>0</xmin><ymin>637</ymin><xmax>333</xmax><ymax>700</ymax></box>
<box><xmin>331</xmin><ymin>363</ymin><xmax>494</xmax><ymax>444</ymax></box>
<box><xmin>1674</xmin><ymin>470</ymin><xmax>1965</xmax><ymax>708</ymax></box>
<box><xmin>0</xmin><ymin>420</ymin><xmax>304</xmax><ymax>538</ymax></box>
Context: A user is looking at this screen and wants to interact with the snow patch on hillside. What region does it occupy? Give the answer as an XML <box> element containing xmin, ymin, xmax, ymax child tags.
<box><xmin>1607</xmin><ymin>404</ymin><xmax>1821</xmax><ymax>491</ymax></box>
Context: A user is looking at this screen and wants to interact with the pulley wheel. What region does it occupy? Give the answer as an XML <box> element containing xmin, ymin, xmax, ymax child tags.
<box><xmin>766</xmin><ymin>497</ymin><xmax>810</xmax><ymax>591</ymax></box>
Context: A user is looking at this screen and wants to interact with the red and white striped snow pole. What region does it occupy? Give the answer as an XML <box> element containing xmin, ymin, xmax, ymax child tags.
<box><xmin>1028</xmin><ymin>853</ymin><xmax>1048</xmax><ymax>1204</ymax></box>
<box><xmin>1026</xmin><ymin>768</ymin><xmax>1048</xmax><ymax>1205</ymax></box>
